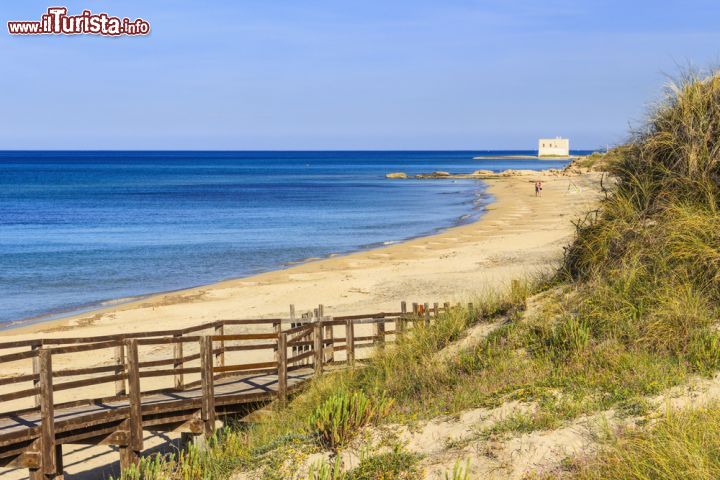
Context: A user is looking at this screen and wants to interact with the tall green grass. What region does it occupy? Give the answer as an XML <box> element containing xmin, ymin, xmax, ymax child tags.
<box><xmin>539</xmin><ymin>70</ymin><xmax>720</xmax><ymax>478</ymax></box>
<box><xmin>572</xmin><ymin>403</ymin><xmax>720</xmax><ymax>480</ymax></box>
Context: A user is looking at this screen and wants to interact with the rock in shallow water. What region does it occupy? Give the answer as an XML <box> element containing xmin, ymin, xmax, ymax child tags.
<box><xmin>385</xmin><ymin>172</ymin><xmax>408</xmax><ymax>179</ymax></box>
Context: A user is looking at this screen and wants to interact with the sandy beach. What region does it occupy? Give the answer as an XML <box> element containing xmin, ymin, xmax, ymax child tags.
<box><xmin>0</xmin><ymin>170</ymin><xmax>603</xmax><ymax>479</ymax></box>
<box><xmin>3</xmin><ymin>171</ymin><xmax>602</xmax><ymax>342</ymax></box>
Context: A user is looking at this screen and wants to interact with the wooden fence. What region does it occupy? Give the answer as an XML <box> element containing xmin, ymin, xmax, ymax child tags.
<box><xmin>0</xmin><ymin>301</ymin><xmax>470</xmax><ymax>479</ymax></box>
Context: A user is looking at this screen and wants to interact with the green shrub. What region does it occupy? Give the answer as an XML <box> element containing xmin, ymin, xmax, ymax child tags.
<box><xmin>309</xmin><ymin>391</ymin><xmax>394</xmax><ymax>451</ymax></box>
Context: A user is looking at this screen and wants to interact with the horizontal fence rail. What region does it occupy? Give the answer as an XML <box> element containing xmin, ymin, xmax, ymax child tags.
<box><xmin>0</xmin><ymin>300</ymin><xmax>474</xmax><ymax>479</ymax></box>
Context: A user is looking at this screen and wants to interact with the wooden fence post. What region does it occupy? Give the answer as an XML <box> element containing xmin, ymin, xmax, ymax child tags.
<box><xmin>433</xmin><ymin>303</ymin><xmax>439</xmax><ymax>318</ymax></box>
<box><xmin>345</xmin><ymin>319</ymin><xmax>355</xmax><ymax>367</ymax></box>
<box><xmin>375</xmin><ymin>319</ymin><xmax>385</xmax><ymax>350</ymax></box>
<box><xmin>214</xmin><ymin>323</ymin><xmax>225</xmax><ymax>368</ymax></box>
<box><xmin>32</xmin><ymin>343</ymin><xmax>41</xmax><ymax>407</ymax></box>
<box><xmin>399</xmin><ymin>301</ymin><xmax>407</xmax><ymax>334</ymax></box>
<box><xmin>289</xmin><ymin>305</ymin><xmax>301</xmax><ymax>365</ymax></box>
<box><xmin>115</xmin><ymin>345</ymin><xmax>126</xmax><ymax>396</ymax></box>
<box><xmin>38</xmin><ymin>349</ymin><xmax>56</xmax><ymax>477</ymax></box>
<box><xmin>200</xmin><ymin>336</ymin><xmax>216</xmax><ymax>438</ymax></box>
<box><xmin>318</xmin><ymin>304</ymin><xmax>324</xmax><ymax>317</ymax></box>
<box><xmin>323</xmin><ymin>318</ymin><xmax>334</xmax><ymax>364</ymax></box>
<box><xmin>412</xmin><ymin>302</ymin><xmax>418</xmax><ymax>316</ymax></box>
<box><xmin>443</xmin><ymin>302</ymin><xmax>450</xmax><ymax>313</ymax></box>
<box><xmin>302</xmin><ymin>312</ymin><xmax>311</xmax><ymax>366</ymax></box>
<box><xmin>277</xmin><ymin>333</ymin><xmax>288</xmax><ymax>404</ymax></box>
<box><xmin>273</xmin><ymin>320</ymin><xmax>282</xmax><ymax>362</ymax></box>
<box><xmin>424</xmin><ymin>303</ymin><xmax>430</xmax><ymax>326</ymax></box>
<box><xmin>173</xmin><ymin>333</ymin><xmax>184</xmax><ymax>391</ymax></box>
<box><xmin>124</xmin><ymin>339</ymin><xmax>143</xmax><ymax>468</ymax></box>
<box><xmin>313</xmin><ymin>322</ymin><xmax>323</xmax><ymax>375</ymax></box>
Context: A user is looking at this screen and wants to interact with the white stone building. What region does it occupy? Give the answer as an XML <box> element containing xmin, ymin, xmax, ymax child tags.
<box><xmin>538</xmin><ymin>137</ymin><xmax>570</xmax><ymax>157</ymax></box>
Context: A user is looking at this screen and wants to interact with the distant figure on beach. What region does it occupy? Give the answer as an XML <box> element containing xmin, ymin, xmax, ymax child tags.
<box><xmin>535</xmin><ymin>181</ymin><xmax>543</xmax><ymax>197</ymax></box>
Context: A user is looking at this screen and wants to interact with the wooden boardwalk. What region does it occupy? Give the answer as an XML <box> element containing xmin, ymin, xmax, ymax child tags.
<box><xmin>0</xmin><ymin>301</ymin><xmax>455</xmax><ymax>479</ymax></box>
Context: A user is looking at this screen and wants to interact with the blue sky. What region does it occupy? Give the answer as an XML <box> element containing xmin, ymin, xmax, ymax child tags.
<box><xmin>1</xmin><ymin>1</ymin><xmax>719</xmax><ymax>150</ymax></box>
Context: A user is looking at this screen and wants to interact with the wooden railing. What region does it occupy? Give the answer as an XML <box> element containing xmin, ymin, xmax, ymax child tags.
<box><xmin>0</xmin><ymin>301</ymin><xmax>472</xmax><ymax>479</ymax></box>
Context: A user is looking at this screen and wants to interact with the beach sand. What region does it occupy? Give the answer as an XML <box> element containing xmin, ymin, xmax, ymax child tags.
<box><xmin>5</xmin><ymin>172</ymin><xmax>601</xmax><ymax>340</ymax></box>
<box><xmin>0</xmin><ymin>171</ymin><xmax>604</xmax><ymax>479</ymax></box>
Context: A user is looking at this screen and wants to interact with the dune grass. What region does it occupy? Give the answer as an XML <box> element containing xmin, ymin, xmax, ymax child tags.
<box><xmin>306</xmin><ymin>446</ymin><xmax>423</xmax><ymax>480</ymax></box>
<box><xmin>570</xmin><ymin>403</ymin><xmax>720</xmax><ymax>480</ymax></box>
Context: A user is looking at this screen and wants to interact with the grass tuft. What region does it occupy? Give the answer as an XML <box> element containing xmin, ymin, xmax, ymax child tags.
<box><xmin>309</xmin><ymin>390</ymin><xmax>393</xmax><ymax>451</ymax></box>
<box><xmin>574</xmin><ymin>403</ymin><xmax>720</xmax><ymax>480</ymax></box>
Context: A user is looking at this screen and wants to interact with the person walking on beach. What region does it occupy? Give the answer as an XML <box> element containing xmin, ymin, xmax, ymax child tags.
<box><xmin>535</xmin><ymin>181</ymin><xmax>543</xmax><ymax>197</ymax></box>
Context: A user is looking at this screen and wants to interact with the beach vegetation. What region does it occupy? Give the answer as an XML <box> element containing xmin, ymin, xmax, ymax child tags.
<box><xmin>309</xmin><ymin>390</ymin><xmax>393</xmax><ymax>451</ymax></box>
<box><xmin>570</xmin><ymin>403</ymin><xmax>720</xmax><ymax>480</ymax></box>
<box><xmin>307</xmin><ymin>446</ymin><xmax>423</xmax><ymax>480</ymax></box>
<box><xmin>443</xmin><ymin>461</ymin><xmax>471</xmax><ymax>480</ymax></box>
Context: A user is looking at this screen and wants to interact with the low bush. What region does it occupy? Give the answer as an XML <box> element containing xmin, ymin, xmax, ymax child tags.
<box><xmin>309</xmin><ymin>391</ymin><xmax>394</xmax><ymax>451</ymax></box>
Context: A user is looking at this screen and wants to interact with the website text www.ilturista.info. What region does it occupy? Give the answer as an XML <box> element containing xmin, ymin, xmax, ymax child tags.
<box><xmin>8</xmin><ymin>7</ymin><xmax>150</xmax><ymax>36</ymax></box>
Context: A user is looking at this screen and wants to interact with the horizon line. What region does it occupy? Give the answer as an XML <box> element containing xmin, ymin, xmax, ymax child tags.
<box><xmin>0</xmin><ymin>148</ymin><xmax>601</xmax><ymax>153</ymax></box>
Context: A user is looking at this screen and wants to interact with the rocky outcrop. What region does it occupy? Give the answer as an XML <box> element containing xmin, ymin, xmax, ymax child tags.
<box><xmin>386</xmin><ymin>160</ymin><xmax>596</xmax><ymax>181</ymax></box>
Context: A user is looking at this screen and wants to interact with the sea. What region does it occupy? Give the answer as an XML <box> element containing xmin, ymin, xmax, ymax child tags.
<box><xmin>0</xmin><ymin>151</ymin><xmax>588</xmax><ymax>328</ymax></box>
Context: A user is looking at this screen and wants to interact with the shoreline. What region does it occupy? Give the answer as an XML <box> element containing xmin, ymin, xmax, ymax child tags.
<box><xmin>2</xmin><ymin>186</ymin><xmax>492</xmax><ymax>332</ymax></box>
<box><xmin>1</xmin><ymin>171</ymin><xmax>603</xmax><ymax>340</ymax></box>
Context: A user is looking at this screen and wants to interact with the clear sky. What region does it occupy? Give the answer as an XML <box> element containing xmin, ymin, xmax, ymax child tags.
<box><xmin>1</xmin><ymin>1</ymin><xmax>719</xmax><ymax>150</ymax></box>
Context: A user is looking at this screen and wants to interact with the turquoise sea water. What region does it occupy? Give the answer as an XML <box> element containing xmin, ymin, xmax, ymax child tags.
<box><xmin>0</xmin><ymin>151</ymin><xmax>582</xmax><ymax>327</ymax></box>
